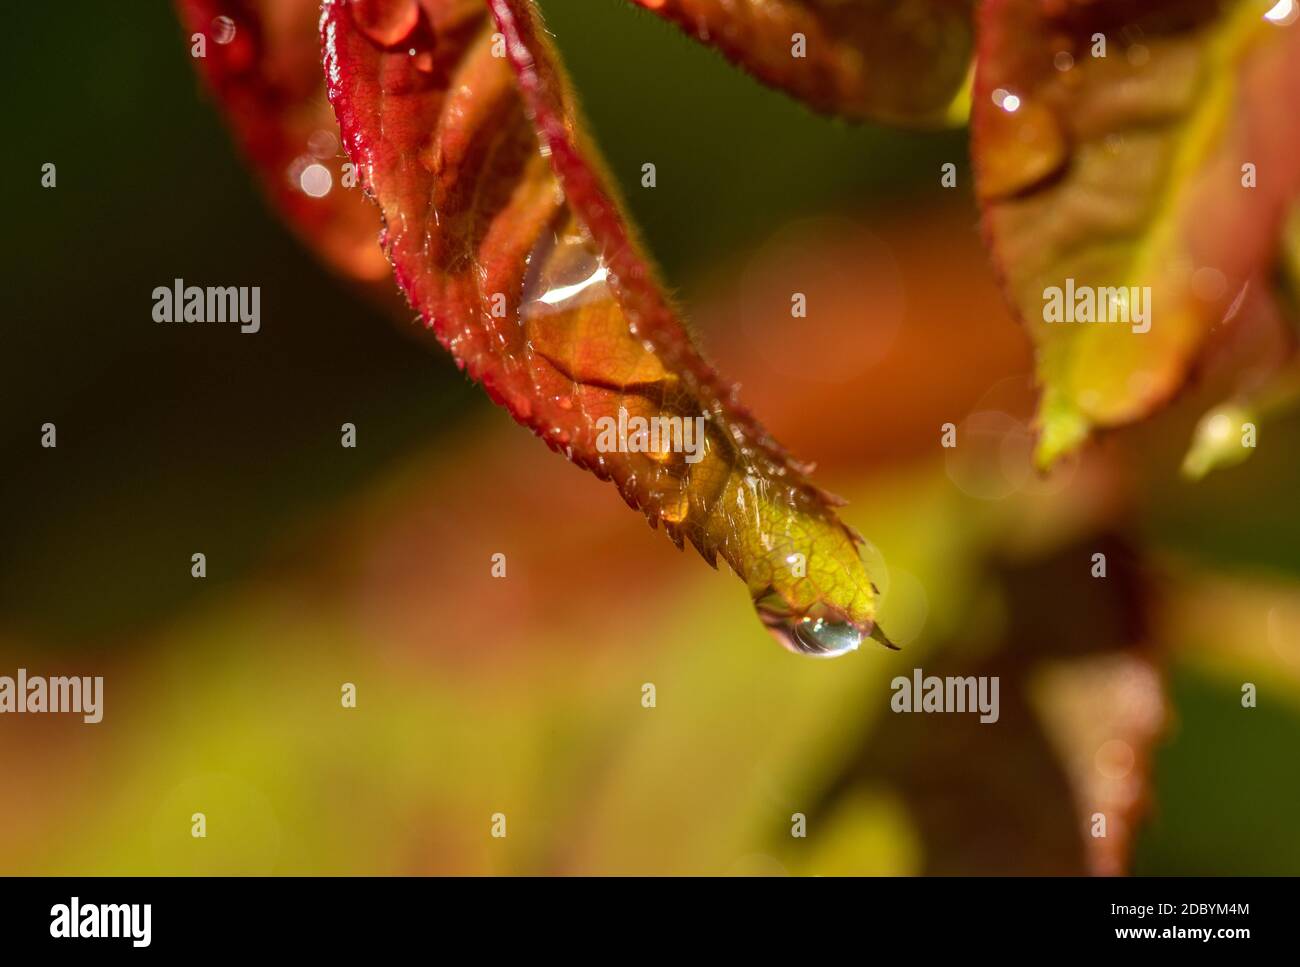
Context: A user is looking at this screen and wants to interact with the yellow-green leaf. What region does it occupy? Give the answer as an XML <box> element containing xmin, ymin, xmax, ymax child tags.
<box><xmin>975</xmin><ymin>0</ymin><xmax>1300</xmax><ymax>467</ymax></box>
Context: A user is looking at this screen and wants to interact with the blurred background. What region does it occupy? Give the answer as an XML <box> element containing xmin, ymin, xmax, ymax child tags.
<box><xmin>2</xmin><ymin>0</ymin><xmax>1299</xmax><ymax>874</ymax></box>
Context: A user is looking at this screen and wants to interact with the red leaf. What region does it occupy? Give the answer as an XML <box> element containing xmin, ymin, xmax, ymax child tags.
<box><xmin>628</xmin><ymin>0</ymin><xmax>975</xmax><ymax>125</ymax></box>
<box><xmin>178</xmin><ymin>0</ymin><xmax>395</xmax><ymax>291</ymax></box>
<box><xmin>321</xmin><ymin>0</ymin><xmax>885</xmax><ymax>652</ymax></box>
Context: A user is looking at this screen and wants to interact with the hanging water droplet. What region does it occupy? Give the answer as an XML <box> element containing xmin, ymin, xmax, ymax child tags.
<box><xmin>352</xmin><ymin>0</ymin><xmax>420</xmax><ymax>47</ymax></box>
<box><xmin>660</xmin><ymin>490</ymin><xmax>690</xmax><ymax>524</ymax></box>
<box><xmin>754</xmin><ymin>595</ymin><xmax>865</xmax><ymax>658</ymax></box>
<box><xmin>764</xmin><ymin>613</ymin><xmax>863</xmax><ymax>658</ymax></box>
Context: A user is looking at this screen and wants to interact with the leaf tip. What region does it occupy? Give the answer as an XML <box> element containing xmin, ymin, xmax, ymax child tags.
<box><xmin>1034</xmin><ymin>400</ymin><xmax>1091</xmax><ymax>471</ymax></box>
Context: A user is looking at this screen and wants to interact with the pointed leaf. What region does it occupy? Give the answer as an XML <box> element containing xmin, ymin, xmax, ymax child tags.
<box><xmin>321</xmin><ymin>0</ymin><xmax>883</xmax><ymax>650</ymax></box>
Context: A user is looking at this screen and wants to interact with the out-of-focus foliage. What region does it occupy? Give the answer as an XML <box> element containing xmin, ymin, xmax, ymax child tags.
<box><xmin>974</xmin><ymin>0</ymin><xmax>1300</xmax><ymax>467</ymax></box>
<box><xmin>628</xmin><ymin>0</ymin><xmax>974</xmax><ymax>126</ymax></box>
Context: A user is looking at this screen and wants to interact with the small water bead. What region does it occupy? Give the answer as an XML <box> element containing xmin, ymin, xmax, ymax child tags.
<box><xmin>521</xmin><ymin>220</ymin><xmax>614</xmax><ymax>323</ymax></box>
<box><xmin>660</xmin><ymin>490</ymin><xmax>690</xmax><ymax>524</ymax></box>
<box><xmin>978</xmin><ymin>90</ymin><xmax>1067</xmax><ymax>198</ymax></box>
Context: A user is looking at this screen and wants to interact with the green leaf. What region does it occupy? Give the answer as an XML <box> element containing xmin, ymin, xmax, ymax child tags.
<box><xmin>974</xmin><ymin>0</ymin><xmax>1300</xmax><ymax>467</ymax></box>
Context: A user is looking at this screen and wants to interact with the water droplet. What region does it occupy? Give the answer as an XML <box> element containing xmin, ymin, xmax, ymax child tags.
<box><xmin>755</xmin><ymin>596</ymin><xmax>864</xmax><ymax>658</ymax></box>
<box><xmin>978</xmin><ymin>94</ymin><xmax>1067</xmax><ymax>198</ymax></box>
<box><xmin>521</xmin><ymin>217</ymin><xmax>613</xmax><ymax>322</ymax></box>
<box><xmin>352</xmin><ymin>0</ymin><xmax>420</xmax><ymax>47</ymax></box>
<box><xmin>660</xmin><ymin>490</ymin><xmax>689</xmax><ymax>524</ymax></box>
<box><xmin>211</xmin><ymin>15</ymin><xmax>236</xmax><ymax>45</ymax></box>
<box><xmin>647</xmin><ymin>439</ymin><xmax>677</xmax><ymax>463</ymax></box>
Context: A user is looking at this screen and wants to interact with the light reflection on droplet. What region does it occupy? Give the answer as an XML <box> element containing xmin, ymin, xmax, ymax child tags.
<box><xmin>660</xmin><ymin>490</ymin><xmax>689</xmax><ymax>524</ymax></box>
<box><xmin>537</xmin><ymin>265</ymin><xmax>608</xmax><ymax>308</ymax></box>
<box><xmin>754</xmin><ymin>595</ymin><xmax>865</xmax><ymax>658</ymax></box>
<box><xmin>521</xmin><ymin>219</ymin><xmax>614</xmax><ymax>320</ymax></box>
<box><xmin>771</xmin><ymin>615</ymin><xmax>863</xmax><ymax>658</ymax></box>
